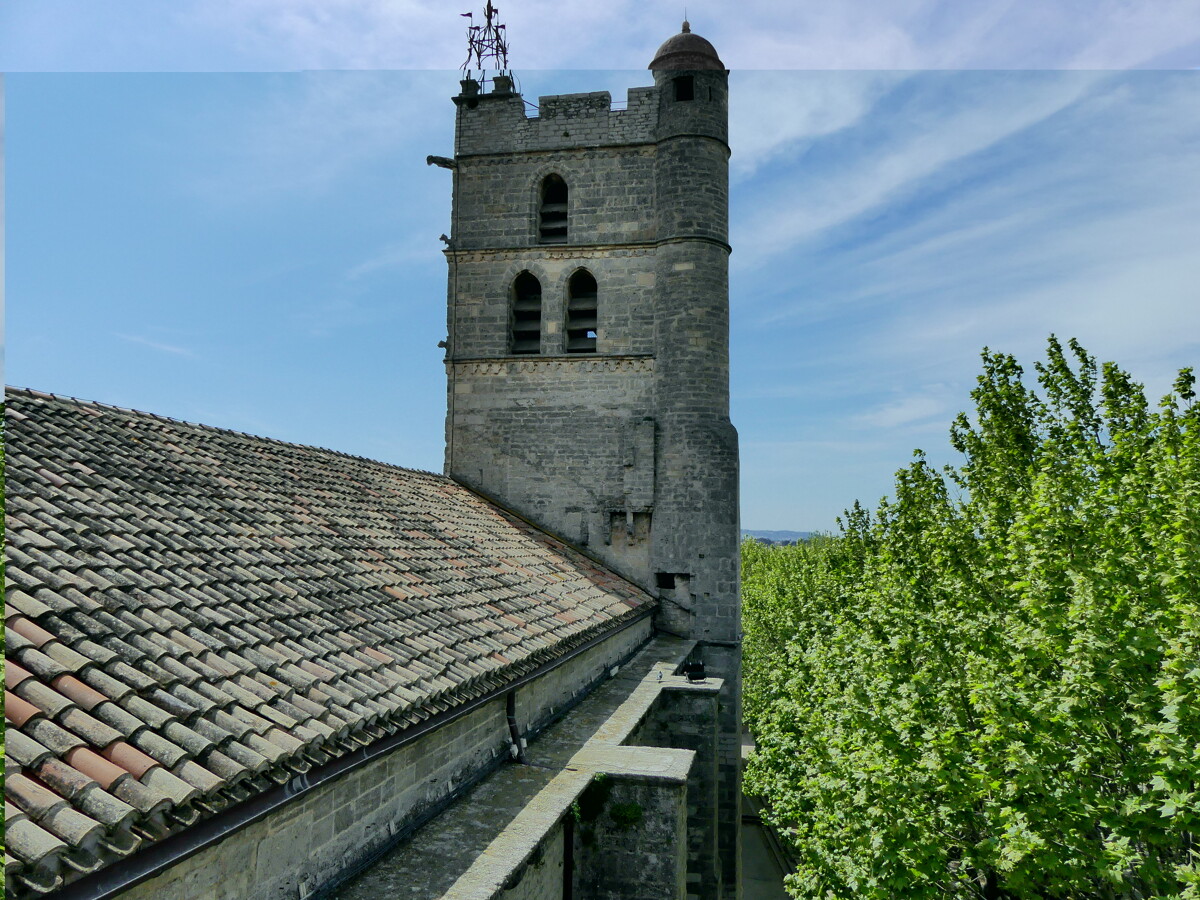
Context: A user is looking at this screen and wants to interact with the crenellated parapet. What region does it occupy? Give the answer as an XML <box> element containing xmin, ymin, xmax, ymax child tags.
<box><xmin>454</xmin><ymin>86</ymin><xmax>659</xmax><ymax>157</ymax></box>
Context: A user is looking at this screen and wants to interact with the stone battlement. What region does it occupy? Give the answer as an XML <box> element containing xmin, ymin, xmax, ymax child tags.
<box><xmin>454</xmin><ymin>87</ymin><xmax>659</xmax><ymax>156</ymax></box>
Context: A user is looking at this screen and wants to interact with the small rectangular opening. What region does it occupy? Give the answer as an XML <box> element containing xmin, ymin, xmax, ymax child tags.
<box><xmin>674</xmin><ymin>76</ymin><xmax>694</xmax><ymax>102</ymax></box>
<box><xmin>655</xmin><ymin>572</ymin><xmax>676</xmax><ymax>590</ymax></box>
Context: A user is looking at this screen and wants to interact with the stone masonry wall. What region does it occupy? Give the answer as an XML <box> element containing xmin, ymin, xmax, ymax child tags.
<box><xmin>572</xmin><ymin>776</ymin><xmax>688</xmax><ymax>900</ymax></box>
<box><xmin>447</xmin><ymin>250</ymin><xmax>657</xmax><ymax>358</ymax></box>
<box><xmin>455</xmin><ymin>88</ymin><xmax>658</xmax><ymax>157</ymax></box>
<box><xmin>115</xmin><ymin>623</ymin><xmax>652</xmax><ymax>900</ymax></box>
<box><xmin>452</xmin><ymin>148</ymin><xmax>657</xmax><ymax>251</ymax></box>
<box><xmin>514</xmin><ymin>617</ymin><xmax>652</xmax><ymax>740</ymax></box>
<box><xmin>448</xmin><ymin>355</ymin><xmax>655</xmax><ymax>585</ymax></box>
<box><xmin>447</xmin><ymin>63</ymin><xmax>742</xmax><ymax>899</ymax></box>
<box><xmin>499</xmin><ymin>824</ymin><xmax>564</xmax><ymax>900</ymax></box>
<box><xmin>628</xmin><ymin>688</ymin><xmax>720</xmax><ymax>900</ymax></box>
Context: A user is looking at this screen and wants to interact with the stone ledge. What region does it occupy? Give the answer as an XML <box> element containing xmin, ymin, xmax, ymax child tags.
<box><xmin>448</xmin><ymin>357</ymin><xmax>655</xmax><ymax>378</ymax></box>
<box><xmin>334</xmin><ymin>636</ymin><xmax>710</xmax><ymax>900</ymax></box>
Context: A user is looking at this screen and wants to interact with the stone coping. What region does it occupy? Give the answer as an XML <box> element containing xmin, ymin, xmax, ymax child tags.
<box><xmin>334</xmin><ymin>635</ymin><xmax>723</xmax><ymax>900</ymax></box>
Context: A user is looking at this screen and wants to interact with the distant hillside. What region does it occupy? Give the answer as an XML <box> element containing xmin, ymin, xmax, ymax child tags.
<box><xmin>742</xmin><ymin>530</ymin><xmax>813</xmax><ymax>544</ymax></box>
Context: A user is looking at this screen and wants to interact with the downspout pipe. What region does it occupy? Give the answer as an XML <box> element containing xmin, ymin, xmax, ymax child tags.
<box><xmin>505</xmin><ymin>691</ymin><xmax>528</xmax><ymax>763</ymax></box>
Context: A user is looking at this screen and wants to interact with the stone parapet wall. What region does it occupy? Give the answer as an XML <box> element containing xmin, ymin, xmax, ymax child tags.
<box><xmin>629</xmin><ymin>687</ymin><xmax>721</xmax><ymax>900</ymax></box>
<box><xmin>514</xmin><ymin>617</ymin><xmax>653</xmax><ymax>740</ymax></box>
<box><xmin>117</xmin><ymin>700</ymin><xmax>509</xmax><ymax>900</ymax></box>
<box><xmin>570</xmin><ymin>776</ymin><xmax>688</xmax><ymax>900</ymax></box>
<box><xmin>497</xmin><ymin>825</ymin><xmax>564</xmax><ymax>900</ymax></box>
<box><xmin>455</xmin><ymin>89</ymin><xmax>658</xmax><ymax>157</ymax></box>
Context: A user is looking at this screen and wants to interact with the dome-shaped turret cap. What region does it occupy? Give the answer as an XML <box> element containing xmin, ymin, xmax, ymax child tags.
<box><xmin>649</xmin><ymin>20</ymin><xmax>725</xmax><ymax>70</ymax></box>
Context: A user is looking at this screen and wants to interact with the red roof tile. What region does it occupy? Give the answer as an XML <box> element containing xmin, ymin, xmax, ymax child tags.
<box><xmin>4</xmin><ymin>387</ymin><xmax>654</xmax><ymax>897</ymax></box>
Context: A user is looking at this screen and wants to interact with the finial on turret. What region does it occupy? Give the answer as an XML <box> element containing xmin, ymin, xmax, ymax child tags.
<box><xmin>459</xmin><ymin>2</ymin><xmax>514</xmax><ymax>96</ymax></box>
<box><xmin>649</xmin><ymin>17</ymin><xmax>724</xmax><ymax>70</ymax></box>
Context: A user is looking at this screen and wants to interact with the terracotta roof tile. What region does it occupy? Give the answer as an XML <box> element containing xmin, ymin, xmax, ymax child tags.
<box><xmin>4</xmin><ymin>387</ymin><xmax>653</xmax><ymax>897</ymax></box>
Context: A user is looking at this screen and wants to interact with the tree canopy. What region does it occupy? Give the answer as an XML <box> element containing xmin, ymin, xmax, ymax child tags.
<box><xmin>743</xmin><ymin>338</ymin><xmax>1199</xmax><ymax>898</ymax></box>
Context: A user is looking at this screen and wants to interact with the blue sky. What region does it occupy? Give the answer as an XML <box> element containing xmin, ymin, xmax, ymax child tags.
<box><xmin>4</xmin><ymin>2</ymin><xmax>1200</xmax><ymax>532</ymax></box>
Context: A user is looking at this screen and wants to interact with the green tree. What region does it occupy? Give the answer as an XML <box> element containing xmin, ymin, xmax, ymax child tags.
<box><xmin>744</xmin><ymin>338</ymin><xmax>1199</xmax><ymax>898</ymax></box>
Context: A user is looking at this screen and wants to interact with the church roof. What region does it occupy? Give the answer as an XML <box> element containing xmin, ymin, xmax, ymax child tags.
<box><xmin>648</xmin><ymin>20</ymin><xmax>725</xmax><ymax>71</ymax></box>
<box><xmin>2</xmin><ymin>387</ymin><xmax>653</xmax><ymax>897</ymax></box>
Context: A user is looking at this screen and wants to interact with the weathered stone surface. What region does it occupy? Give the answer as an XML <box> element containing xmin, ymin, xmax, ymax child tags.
<box><xmin>333</xmin><ymin>636</ymin><xmax>716</xmax><ymax>900</ymax></box>
<box><xmin>116</xmin><ymin>623</ymin><xmax>653</xmax><ymax>900</ymax></box>
<box><xmin>445</xmin><ymin>53</ymin><xmax>742</xmax><ymax>897</ymax></box>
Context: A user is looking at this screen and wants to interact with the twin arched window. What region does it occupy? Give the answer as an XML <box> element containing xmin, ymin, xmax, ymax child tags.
<box><xmin>509</xmin><ymin>269</ymin><xmax>598</xmax><ymax>355</ymax></box>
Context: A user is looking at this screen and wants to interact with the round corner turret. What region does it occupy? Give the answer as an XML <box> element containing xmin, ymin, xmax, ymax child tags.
<box><xmin>649</xmin><ymin>22</ymin><xmax>729</xmax><ymax>147</ymax></box>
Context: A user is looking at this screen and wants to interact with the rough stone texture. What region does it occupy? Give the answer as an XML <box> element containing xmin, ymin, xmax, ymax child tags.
<box><xmin>454</xmin><ymin>89</ymin><xmax>659</xmax><ymax>158</ymax></box>
<box><xmin>513</xmin><ymin>617</ymin><xmax>652</xmax><ymax>739</ymax></box>
<box><xmin>629</xmin><ymin>687</ymin><xmax>720</xmax><ymax>900</ymax></box>
<box><xmin>444</xmin><ymin>61</ymin><xmax>742</xmax><ymax>898</ymax></box>
<box><xmin>500</xmin><ymin>824</ymin><xmax>564</xmax><ymax>900</ymax></box>
<box><xmin>114</xmin><ymin>620</ymin><xmax>651</xmax><ymax>900</ymax></box>
<box><xmin>572</xmin><ymin>777</ymin><xmax>688</xmax><ymax>900</ymax></box>
<box><xmin>333</xmin><ymin>636</ymin><xmax>714</xmax><ymax>900</ymax></box>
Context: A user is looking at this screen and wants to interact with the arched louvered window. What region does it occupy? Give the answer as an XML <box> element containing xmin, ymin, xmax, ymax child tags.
<box><xmin>539</xmin><ymin>174</ymin><xmax>568</xmax><ymax>244</ymax></box>
<box><xmin>511</xmin><ymin>272</ymin><xmax>542</xmax><ymax>355</ymax></box>
<box><xmin>566</xmin><ymin>270</ymin><xmax>598</xmax><ymax>354</ymax></box>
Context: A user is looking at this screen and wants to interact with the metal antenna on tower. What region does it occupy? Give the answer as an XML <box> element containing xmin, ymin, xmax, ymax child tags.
<box><xmin>460</xmin><ymin>2</ymin><xmax>512</xmax><ymax>91</ymax></box>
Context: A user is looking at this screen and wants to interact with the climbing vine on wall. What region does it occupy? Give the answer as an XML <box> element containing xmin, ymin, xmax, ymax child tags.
<box><xmin>743</xmin><ymin>338</ymin><xmax>1200</xmax><ymax>898</ymax></box>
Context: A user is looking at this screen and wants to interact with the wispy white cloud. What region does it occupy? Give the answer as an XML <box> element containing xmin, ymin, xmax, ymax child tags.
<box><xmin>851</xmin><ymin>390</ymin><xmax>954</xmax><ymax>430</ymax></box>
<box><xmin>825</xmin><ymin>78</ymin><xmax>1199</xmax><ymax>376</ymax></box>
<box><xmin>729</xmin><ymin>72</ymin><xmax>901</xmax><ymax>180</ymax></box>
<box><xmin>3</xmin><ymin>0</ymin><xmax>1197</xmax><ymax>71</ymax></box>
<box><xmin>4</xmin><ymin>0</ymin><xmax>1195</xmax><ymax>72</ymax></box>
<box><xmin>177</xmin><ymin>71</ymin><xmax>449</xmax><ymax>202</ymax></box>
<box><xmin>346</xmin><ymin>241</ymin><xmax>440</xmax><ymax>281</ymax></box>
<box><xmin>735</xmin><ymin>73</ymin><xmax>1102</xmax><ymax>272</ymax></box>
<box><xmin>114</xmin><ymin>333</ymin><xmax>197</xmax><ymax>357</ymax></box>
<box><xmin>730</xmin><ymin>69</ymin><xmax>1199</xmax><ymax>526</ymax></box>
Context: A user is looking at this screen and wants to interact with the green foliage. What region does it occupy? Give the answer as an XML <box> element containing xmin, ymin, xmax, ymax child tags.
<box><xmin>609</xmin><ymin>801</ymin><xmax>644</xmax><ymax>830</ymax></box>
<box><xmin>577</xmin><ymin>773</ymin><xmax>613</xmax><ymax>823</ymax></box>
<box><xmin>743</xmin><ymin>339</ymin><xmax>1200</xmax><ymax>899</ymax></box>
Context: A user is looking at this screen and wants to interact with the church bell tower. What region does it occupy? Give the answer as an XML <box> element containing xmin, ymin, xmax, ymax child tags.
<box><xmin>440</xmin><ymin>21</ymin><xmax>742</xmax><ymax>896</ymax></box>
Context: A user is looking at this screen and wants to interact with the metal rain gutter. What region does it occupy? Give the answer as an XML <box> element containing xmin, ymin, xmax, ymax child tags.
<box><xmin>46</xmin><ymin>607</ymin><xmax>655</xmax><ymax>900</ymax></box>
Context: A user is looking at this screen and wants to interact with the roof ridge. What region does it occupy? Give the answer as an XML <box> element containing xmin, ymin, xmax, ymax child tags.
<box><xmin>4</xmin><ymin>385</ymin><xmax>446</xmax><ymax>480</ymax></box>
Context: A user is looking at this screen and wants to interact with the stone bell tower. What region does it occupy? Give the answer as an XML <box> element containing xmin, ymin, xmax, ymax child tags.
<box><xmin>440</xmin><ymin>21</ymin><xmax>741</xmax><ymax>896</ymax></box>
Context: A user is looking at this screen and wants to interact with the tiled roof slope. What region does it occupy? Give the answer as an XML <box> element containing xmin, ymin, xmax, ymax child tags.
<box><xmin>3</xmin><ymin>387</ymin><xmax>653</xmax><ymax>897</ymax></box>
